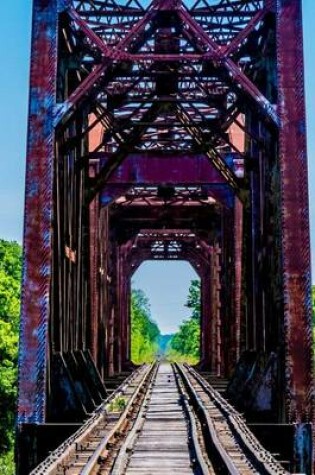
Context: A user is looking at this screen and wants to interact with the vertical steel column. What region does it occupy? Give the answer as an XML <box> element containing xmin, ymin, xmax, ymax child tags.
<box><xmin>89</xmin><ymin>164</ymin><xmax>100</xmax><ymax>363</ymax></box>
<box><xmin>277</xmin><ymin>0</ymin><xmax>314</xmax><ymax>424</ymax></box>
<box><xmin>107</xmin><ymin>233</ymin><xmax>115</xmax><ymax>377</ymax></box>
<box><xmin>99</xmin><ymin>207</ymin><xmax>110</xmax><ymax>378</ymax></box>
<box><xmin>277</xmin><ymin>3</ymin><xmax>314</xmax><ymax>471</ymax></box>
<box><xmin>108</xmin><ymin>307</ymin><xmax>115</xmax><ymax>376</ymax></box>
<box><xmin>200</xmin><ymin>262</ymin><xmax>212</xmax><ymax>369</ymax></box>
<box><xmin>114</xmin><ymin>243</ymin><xmax>122</xmax><ymax>374</ymax></box>
<box><xmin>125</xmin><ymin>276</ymin><xmax>131</xmax><ymax>365</ymax></box>
<box><xmin>234</xmin><ymin>198</ymin><xmax>243</xmax><ymax>363</ymax></box>
<box><xmin>120</xmin><ymin>243</ymin><xmax>133</xmax><ymax>368</ymax></box>
<box><xmin>116</xmin><ymin>244</ymin><xmax>126</xmax><ymax>372</ymax></box>
<box><xmin>247</xmin><ymin>118</ymin><xmax>261</xmax><ymax>352</ymax></box>
<box><xmin>18</xmin><ymin>0</ymin><xmax>59</xmax><ymax>425</ymax></box>
<box><xmin>211</xmin><ymin>243</ymin><xmax>222</xmax><ymax>376</ymax></box>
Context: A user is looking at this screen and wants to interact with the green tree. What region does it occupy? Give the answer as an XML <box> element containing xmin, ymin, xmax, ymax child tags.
<box><xmin>0</xmin><ymin>240</ymin><xmax>22</xmax><ymax>473</ymax></box>
<box><xmin>167</xmin><ymin>280</ymin><xmax>201</xmax><ymax>364</ymax></box>
<box><xmin>186</xmin><ymin>279</ymin><xmax>201</xmax><ymax>321</ymax></box>
<box><xmin>130</xmin><ymin>289</ymin><xmax>160</xmax><ymax>364</ymax></box>
<box><xmin>0</xmin><ymin>240</ymin><xmax>22</xmax><ymax>332</ymax></box>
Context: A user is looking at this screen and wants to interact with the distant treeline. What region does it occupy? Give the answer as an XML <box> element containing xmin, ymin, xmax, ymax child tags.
<box><xmin>130</xmin><ymin>280</ymin><xmax>201</xmax><ymax>366</ymax></box>
<box><xmin>130</xmin><ymin>289</ymin><xmax>160</xmax><ymax>364</ymax></box>
<box><xmin>166</xmin><ymin>280</ymin><xmax>201</xmax><ymax>365</ymax></box>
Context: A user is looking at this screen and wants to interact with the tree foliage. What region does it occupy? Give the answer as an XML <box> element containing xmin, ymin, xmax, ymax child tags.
<box><xmin>167</xmin><ymin>280</ymin><xmax>201</xmax><ymax>364</ymax></box>
<box><xmin>0</xmin><ymin>240</ymin><xmax>22</xmax><ymax>332</ymax></box>
<box><xmin>186</xmin><ymin>279</ymin><xmax>201</xmax><ymax>320</ymax></box>
<box><xmin>0</xmin><ymin>240</ymin><xmax>22</xmax><ymax>473</ymax></box>
<box><xmin>130</xmin><ymin>289</ymin><xmax>160</xmax><ymax>364</ymax></box>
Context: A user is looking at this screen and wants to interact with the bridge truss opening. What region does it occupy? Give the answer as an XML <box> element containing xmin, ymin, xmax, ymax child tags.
<box><xmin>18</xmin><ymin>0</ymin><xmax>314</xmax><ymax>473</ymax></box>
<box><xmin>131</xmin><ymin>260</ymin><xmax>201</xmax><ymax>365</ymax></box>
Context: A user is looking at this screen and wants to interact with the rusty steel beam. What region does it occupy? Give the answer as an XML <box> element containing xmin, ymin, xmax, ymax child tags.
<box><xmin>18</xmin><ymin>0</ymin><xmax>59</xmax><ymax>426</ymax></box>
<box><xmin>277</xmin><ymin>0</ymin><xmax>314</xmax><ymax>426</ymax></box>
<box><xmin>88</xmin><ymin>165</ymin><xmax>100</xmax><ymax>363</ymax></box>
<box><xmin>89</xmin><ymin>102</ymin><xmax>164</xmax><ymax>198</ymax></box>
<box><xmin>97</xmin><ymin>153</ymin><xmax>233</xmax><ymax>185</ymax></box>
<box><xmin>234</xmin><ymin>198</ymin><xmax>243</xmax><ymax>365</ymax></box>
<box><xmin>200</xmin><ymin>260</ymin><xmax>212</xmax><ymax>370</ymax></box>
<box><xmin>222</xmin><ymin>7</ymin><xmax>270</xmax><ymax>57</ymax></box>
<box><xmin>54</xmin><ymin>6</ymin><xmax>157</xmax><ymax>124</ymax></box>
<box><xmin>179</xmin><ymin>8</ymin><xmax>279</xmax><ymax>126</ymax></box>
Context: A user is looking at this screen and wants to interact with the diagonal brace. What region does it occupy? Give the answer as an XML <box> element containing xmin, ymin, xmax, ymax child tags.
<box><xmin>88</xmin><ymin>102</ymin><xmax>163</xmax><ymax>200</ymax></box>
<box><xmin>179</xmin><ymin>8</ymin><xmax>279</xmax><ymax>126</ymax></box>
<box><xmin>176</xmin><ymin>104</ymin><xmax>242</xmax><ymax>195</ymax></box>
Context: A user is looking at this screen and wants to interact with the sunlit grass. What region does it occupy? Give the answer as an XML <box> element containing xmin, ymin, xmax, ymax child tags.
<box><xmin>106</xmin><ymin>395</ymin><xmax>127</xmax><ymax>413</ymax></box>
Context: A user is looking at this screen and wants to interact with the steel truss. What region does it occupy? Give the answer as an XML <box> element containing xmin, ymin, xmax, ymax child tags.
<box><xmin>18</xmin><ymin>0</ymin><xmax>314</xmax><ymax>473</ymax></box>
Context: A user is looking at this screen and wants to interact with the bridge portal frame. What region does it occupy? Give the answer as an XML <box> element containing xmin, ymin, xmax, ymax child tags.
<box><xmin>18</xmin><ymin>0</ymin><xmax>314</xmax><ymax>473</ymax></box>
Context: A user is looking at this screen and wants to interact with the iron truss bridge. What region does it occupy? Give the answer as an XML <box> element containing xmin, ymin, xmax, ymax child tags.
<box><xmin>17</xmin><ymin>0</ymin><xmax>314</xmax><ymax>473</ymax></box>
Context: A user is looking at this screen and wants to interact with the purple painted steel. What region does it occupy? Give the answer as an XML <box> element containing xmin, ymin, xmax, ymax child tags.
<box><xmin>179</xmin><ymin>8</ymin><xmax>279</xmax><ymax>126</ymax></box>
<box><xmin>68</xmin><ymin>7</ymin><xmax>112</xmax><ymax>56</ymax></box>
<box><xmin>97</xmin><ymin>154</ymin><xmax>236</xmax><ymax>208</ymax></box>
<box><xmin>55</xmin><ymin>0</ymin><xmax>278</xmax><ymax>131</ymax></box>
<box><xmin>100</xmin><ymin>184</ymin><xmax>131</xmax><ymax>206</ymax></box>
<box><xmin>211</xmin><ymin>243</ymin><xmax>222</xmax><ymax>375</ymax></box>
<box><xmin>100</xmin><ymin>153</ymin><xmax>229</xmax><ymax>184</ymax></box>
<box><xmin>277</xmin><ymin>0</ymin><xmax>314</xmax><ymax>424</ymax></box>
<box><xmin>222</xmin><ymin>8</ymin><xmax>269</xmax><ymax>57</ymax></box>
<box><xmin>54</xmin><ymin>62</ymin><xmax>108</xmax><ymax>125</ymax></box>
<box><xmin>200</xmin><ymin>261</ymin><xmax>212</xmax><ymax>370</ymax></box>
<box><xmin>234</xmin><ymin>198</ymin><xmax>243</xmax><ymax>365</ymax></box>
<box><xmin>54</xmin><ymin>6</ymin><xmax>157</xmax><ymax>124</ymax></box>
<box><xmin>89</xmin><ymin>165</ymin><xmax>100</xmax><ymax>363</ymax></box>
<box><xmin>18</xmin><ymin>0</ymin><xmax>59</xmax><ymax>424</ymax></box>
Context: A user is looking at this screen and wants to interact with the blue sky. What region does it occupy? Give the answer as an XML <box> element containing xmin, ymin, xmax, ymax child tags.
<box><xmin>0</xmin><ymin>1</ymin><xmax>314</xmax><ymax>333</ymax></box>
<box><xmin>132</xmin><ymin>261</ymin><xmax>199</xmax><ymax>333</ymax></box>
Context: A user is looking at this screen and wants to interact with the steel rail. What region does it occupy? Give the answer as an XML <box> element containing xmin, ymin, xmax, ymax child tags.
<box><xmin>110</xmin><ymin>364</ymin><xmax>159</xmax><ymax>475</ymax></box>
<box><xmin>111</xmin><ymin>362</ymin><xmax>212</xmax><ymax>475</ymax></box>
<box><xmin>80</xmin><ymin>362</ymin><xmax>156</xmax><ymax>474</ymax></box>
<box><xmin>29</xmin><ymin>364</ymin><xmax>153</xmax><ymax>475</ymax></box>
<box><xmin>173</xmin><ymin>364</ymin><xmax>212</xmax><ymax>475</ymax></box>
<box><xmin>176</xmin><ymin>363</ymin><xmax>241</xmax><ymax>475</ymax></box>
<box><xmin>178</xmin><ymin>364</ymin><xmax>288</xmax><ymax>475</ymax></box>
<box><xmin>184</xmin><ymin>365</ymin><xmax>285</xmax><ymax>471</ymax></box>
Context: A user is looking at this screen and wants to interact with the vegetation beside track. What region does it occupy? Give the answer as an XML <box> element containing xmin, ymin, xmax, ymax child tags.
<box><xmin>130</xmin><ymin>288</ymin><xmax>160</xmax><ymax>364</ymax></box>
<box><xmin>166</xmin><ymin>279</ymin><xmax>201</xmax><ymax>365</ymax></box>
<box><xmin>0</xmin><ymin>239</ymin><xmax>22</xmax><ymax>475</ymax></box>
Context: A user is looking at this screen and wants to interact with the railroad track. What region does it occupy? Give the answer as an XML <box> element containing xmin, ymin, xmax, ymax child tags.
<box><xmin>31</xmin><ymin>362</ymin><xmax>288</xmax><ymax>475</ymax></box>
<box><xmin>176</xmin><ymin>364</ymin><xmax>288</xmax><ymax>475</ymax></box>
<box><xmin>30</xmin><ymin>364</ymin><xmax>155</xmax><ymax>475</ymax></box>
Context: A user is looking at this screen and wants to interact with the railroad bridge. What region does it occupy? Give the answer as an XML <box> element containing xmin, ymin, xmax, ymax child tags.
<box><xmin>17</xmin><ymin>0</ymin><xmax>314</xmax><ymax>473</ymax></box>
